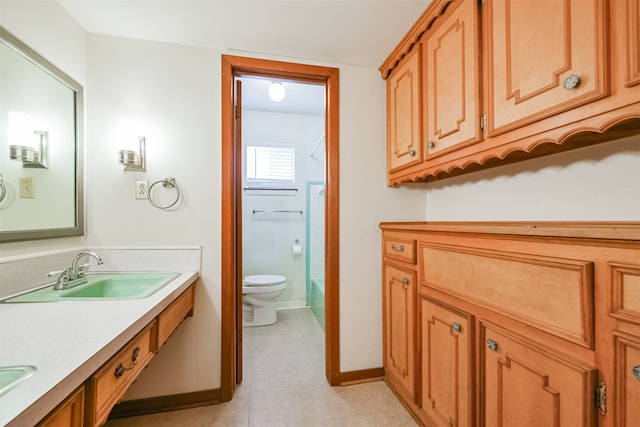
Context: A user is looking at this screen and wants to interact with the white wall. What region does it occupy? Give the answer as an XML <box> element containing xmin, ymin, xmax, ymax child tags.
<box><xmin>424</xmin><ymin>135</ymin><xmax>640</xmax><ymax>220</ymax></box>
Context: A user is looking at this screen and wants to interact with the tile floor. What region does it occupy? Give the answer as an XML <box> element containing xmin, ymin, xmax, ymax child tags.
<box><xmin>106</xmin><ymin>308</ymin><xmax>417</xmax><ymax>426</ymax></box>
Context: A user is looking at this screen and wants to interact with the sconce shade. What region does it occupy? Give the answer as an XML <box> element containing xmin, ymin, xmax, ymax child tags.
<box><xmin>9</xmin><ymin>145</ymin><xmax>35</xmax><ymax>162</ymax></box>
<box><xmin>118</xmin><ymin>149</ymin><xmax>139</xmax><ymax>166</ymax></box>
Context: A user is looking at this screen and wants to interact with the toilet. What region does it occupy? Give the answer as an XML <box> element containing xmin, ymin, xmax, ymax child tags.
<box><xmin>242</xmin><ymin>274</ymin><xmax>287</xmax><ymax>327</ymax></box>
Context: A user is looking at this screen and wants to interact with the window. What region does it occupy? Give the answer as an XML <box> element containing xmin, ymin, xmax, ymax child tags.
<box><xmin>245</xmin><ymin>145</ymin><xmax>296</xmax><ymax>188</ymax></box>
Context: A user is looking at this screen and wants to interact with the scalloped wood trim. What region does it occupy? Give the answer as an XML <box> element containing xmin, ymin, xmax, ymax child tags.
<box><xmin>380</xmin><ymin>0</ymin><xmax>458</xmax><ymax>79</ymax></box>
<box><xmin>389</xmin><ymin>108</ymin><xmax>640</xmax><ymax>185</ymax></box>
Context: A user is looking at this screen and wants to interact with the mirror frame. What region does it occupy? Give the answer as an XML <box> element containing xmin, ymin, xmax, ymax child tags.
<box><xmin>0</xmin><ymin>26</ymin><xmax>84</xmax><ymax>243</ymax></box>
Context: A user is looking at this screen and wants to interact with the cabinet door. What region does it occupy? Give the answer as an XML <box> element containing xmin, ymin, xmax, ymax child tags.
<box><xmin>419</xmin><ymin>298</ymin><xmax>473</xmax><ymax>427</ymax></box>
<box><xmin>38</xmin><ymin>386</ymin><xmax>84</xmax><ymax>427</ymax></box>
<box><xmin>387</xmin><ymin>46</ymin><xmax>423</xmax><ymax>172</ymax></box>
<box><xmin>383</xmin><ymin>264</ymin><xmax>416</xmax><ymax>401</ymax></box>
<box><xmin>485</xmin><ymin>0</ymin><xmax>607</xmax><ymax>136</ymax></box>
<box><xmin>614</xmin><ymin>332</ymin><xmax>640</xmax><ymax>427</ymax></box>
<box><xmin>425</xmin><ymin>0</ymin><xmax>482</xmax><ymax>158</ymax></box>
<box><xmin>483</xmin><ymin>324</ymin><xmax>597</xmax><ymax>427</ymax></box>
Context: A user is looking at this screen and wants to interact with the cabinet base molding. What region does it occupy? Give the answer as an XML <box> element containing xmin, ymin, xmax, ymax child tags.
<box><xmin>339</xmin><ymin>368</ymin><xmax>384</xmax><ymax>385</ymax></box>
<box><xmin>108</xmin><ymin>388</ymin><xmax>221</xmax><ymax>420</ymax></box>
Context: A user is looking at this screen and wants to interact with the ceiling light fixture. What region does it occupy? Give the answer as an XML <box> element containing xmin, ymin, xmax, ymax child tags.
<box><xmin>268</xmin><ymin>82</ymin><xmax>286</xmax><ymax>102</ymax></box>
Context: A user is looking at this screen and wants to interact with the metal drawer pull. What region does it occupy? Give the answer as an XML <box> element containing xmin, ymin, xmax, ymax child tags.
<box><xmin>452</xmin><ymin>322</ymin><xmax>461</xmax><ymax>333</ymax></box>
<box><xmin>114</xmin><ymin>346</ymin><xmax>141</xmax><ymax>378</ymax></box>
<box><xmin>391</xmin><ymin>244</ymin><xmax>405</xmax><ymax>252</ymax></box>
<box><xmin>487</xmin><ymin>339</ymin><xmax>498</xmax><ymax>351</ymax></box>
<box><xmin>633</xmin><ymin>366</ymin><xmax>640</xmax><ymax>381</ymax></box>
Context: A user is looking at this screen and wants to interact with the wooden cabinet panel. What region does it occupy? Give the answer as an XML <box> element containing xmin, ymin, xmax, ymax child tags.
<box><xmin>485</xmin><ymin>0</ymin><xmax>607</xmax><ymax>136</ymax></box>
<box><xmin>420</xmin><ymin>243</ymin><xmax>594</xmax><ymax>347</ymax></box>
<box><xmin>383</xmin><ymin>264</ymin><xmax>416</xmax><ymax>401</ymax></box>
<box><xmin>158</xmin><ymin>285</ymin><xmax>195</xmax><ymax>347</ymax></box>
<box><xmin>424</xmin><ymin>0</ymin><xmax>481</xmax><ymax>158</ymax></box>
<box><xmin>614</xmin><ymin>331</ymin><xmax>640</xmax><ymax>427</ymax></box>
<box><xmin>38</xmin><ymin>386</ymin><xmax>84</xmax><ymax>427</ymax></box>
<box><xmin>387</xmin><ymin>46</ymin><xmax>423</xmax><ymax>173</ymax></box>
<box><xmin>419</xmin><ymin>298</ymin><xmax>473</xmax><ymax>427</ymax></box>
<box><xmin>482</xmin><ymin>323</ymin><xmax>597</xmax><ymax>427</ymax></box>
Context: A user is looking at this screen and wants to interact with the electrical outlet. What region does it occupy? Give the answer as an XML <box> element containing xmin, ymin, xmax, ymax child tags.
<box><xmin>19</xmin><ymin>177</ymin><xmax>35</xmax><ymax>198</ymax></box>
<box><xmin>136</xmin><ymin>180</ymin><xmax>149</xmax><ymax>200</ymax></box>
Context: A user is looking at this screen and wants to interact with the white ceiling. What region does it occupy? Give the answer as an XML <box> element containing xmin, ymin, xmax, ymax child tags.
<box><xmin>58</xmin><ymin>0</ymin><xmax>428</xmax><ymax>68</ymax></box>
<box><xmin>57</xmin><ymin>0</ymin><xmax>430</xmax><ymax>114</ymax></box>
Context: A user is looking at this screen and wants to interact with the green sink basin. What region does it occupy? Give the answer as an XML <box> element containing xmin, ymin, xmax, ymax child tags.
<box><xmin>0</xmin><ymin>366</ymin><xmax>36</xmax><ymax>397</ymax></box>
<box><xmin>2</xmin><ymin>272</ymin><xmax>180</xmax><ymax>303</ymax></box>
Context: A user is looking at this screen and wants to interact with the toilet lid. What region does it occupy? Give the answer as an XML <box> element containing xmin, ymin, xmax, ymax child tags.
<box><xmin>243</xmin><ymin>274</ymin><xmax>286</xmax><ymax>286</ymax></box>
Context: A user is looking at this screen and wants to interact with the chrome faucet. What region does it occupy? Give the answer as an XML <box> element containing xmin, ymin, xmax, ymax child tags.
<box><xmin>47</xmin><ymin>250</ymin><xmax>104</xmax><ymax>290</ymax></box>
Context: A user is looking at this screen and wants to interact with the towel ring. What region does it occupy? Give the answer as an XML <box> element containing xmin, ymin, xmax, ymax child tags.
<box><xmin>148</xmin><ymin>177</ymin><xmax>180</xmax><ymax>209</ymax></box>
<box><xmin>0</xmin><ymin>174</ymin><xmax>6</xmax><ymax>203</ymax></box>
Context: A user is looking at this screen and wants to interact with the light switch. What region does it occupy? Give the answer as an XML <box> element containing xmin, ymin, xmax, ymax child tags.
<box><xmin>19</xmin><ymin>177</ymin><xmax>35</xmax><ymax>198</ymax></box>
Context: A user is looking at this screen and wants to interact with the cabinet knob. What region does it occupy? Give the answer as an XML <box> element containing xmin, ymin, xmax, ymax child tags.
<box><xmin>452</xmin><ymin>322</ymin><xmax>462</xmax><ymax>333</ymax></box>
<box><xmin>409</xmin><ymin>149</ymin><xmax>416</xmax><ymax>157</ymax></box>
<box><xmin>563</xmin><ymin>74</ymin><xmax>581</xmax><ymax>90</ymax></box>
<box><xmin>402</xmin><ymin>277</ymin><xmax>409</xmax><ymax>286</ymax></box>
<box><xmin>427</xmin><ymin>140</ymin><xmax>435</xmax><ymax>149</ymax></box>
<box><xmin>391</xmin><ymin>244</ymin><xmax>405</xmax><ymax>252</ymax></box>
<box><xmin>634</xmin><ymin>366</ymin><xmax>640</xmax><ymax>381</ymax></box>
<box><xmin>487</xmin><ymin>339</ymin><xmax>498</xmax><ymax>351</ymax></box>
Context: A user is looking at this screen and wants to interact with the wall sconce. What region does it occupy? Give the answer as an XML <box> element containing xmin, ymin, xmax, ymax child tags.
<box><xmin>8</xmin><ymin>111</ymin><xmax>49</xmax><ymax>169</ymax></box>
<box><xmin>268</xmin><ymin>82</ymin><xmax>286</xmax><ymax>102</ymax></box>
<box><xmin>117</xmin><ymin>118</ymin><xmax>146</xmax><ymax>172</ymax></box>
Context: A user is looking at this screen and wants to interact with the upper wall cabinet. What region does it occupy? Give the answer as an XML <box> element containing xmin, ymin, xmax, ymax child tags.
<box><xmin>380</xmin><ymin>0</ymin><xmax>640</xmax><ymax>186</ymax></box>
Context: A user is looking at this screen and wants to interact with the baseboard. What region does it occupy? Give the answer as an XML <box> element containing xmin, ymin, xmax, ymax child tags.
<box><xmin>339</xmin><ymin>367</ymin><xmax>385</xmax><ymax>385</ymax></box>
<box><xmin>108</xmin><ymin>388</ymin><xmax>221</xmax><ymax>419</ymax></box>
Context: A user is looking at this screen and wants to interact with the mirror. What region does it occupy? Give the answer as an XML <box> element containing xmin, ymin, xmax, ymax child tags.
<box><xmin>0</xmin><ymin>26</ymin><xmax>84</xmax><ymax>242</ymax></box>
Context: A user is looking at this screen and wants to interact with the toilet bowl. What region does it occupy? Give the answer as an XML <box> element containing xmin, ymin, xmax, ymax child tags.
<box><xmin>242</xmin><ymin>275</ymin><xmax>287</xmax><ymax>327</ymax></box>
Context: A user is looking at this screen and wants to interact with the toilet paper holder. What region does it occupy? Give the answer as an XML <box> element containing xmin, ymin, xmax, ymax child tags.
<box><xmin>291</xmin><ymin>239</ymin><xmax>303</xmax><ymax>256</ymax></box>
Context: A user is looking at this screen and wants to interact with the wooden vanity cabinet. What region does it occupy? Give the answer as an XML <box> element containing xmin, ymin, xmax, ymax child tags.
<box><xmin>380</xmin><ymin>223</ymin><xmax>640</xmax><ymax>427</ymax></box>
<box><xmin>37</xmin><ymin>386</ymin><xmax>84</xmax><ymax>427</ymax></box>
<box><xmin>381</xmin><ymin>0</ymin><xmax>640</xmax><ymax>185</ymax></box>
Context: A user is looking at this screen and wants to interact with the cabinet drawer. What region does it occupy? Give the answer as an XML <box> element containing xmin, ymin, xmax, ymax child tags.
<box><xmin>420</xmin><ymin>243</ymin><xmax>594</xmax><ymax>347</ymax></box>
<box><xmin>86</xmin><ymin>322</ymin><xmax>156</xmax><ymax>426</ymax></box>
<box><xmin>384</xmin><ymin>237</ymin><xmax>416</xmax><ymax>264</ymax></box>
<box><xmin>158</xmin><ymin>284</ymin><xmax>195</xmax><ymax>347</ymax></box>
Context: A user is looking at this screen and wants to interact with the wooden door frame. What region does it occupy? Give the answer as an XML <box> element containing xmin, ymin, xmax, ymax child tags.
<box><xmin>221</xmin><ymin>54</ymin><xmax>340</xmax><ymax>401</ymax></box>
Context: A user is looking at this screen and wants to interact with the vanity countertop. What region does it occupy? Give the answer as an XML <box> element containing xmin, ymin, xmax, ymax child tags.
<box><xmin>0</xmin><ymin>270</ymin><xmax>199</xmax><ymax>427</ymax></box>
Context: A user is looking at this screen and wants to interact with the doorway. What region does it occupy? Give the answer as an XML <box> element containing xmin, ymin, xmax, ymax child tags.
<box><xmin>220</xmin><ymin>55</ymin><xmax>340</xmax><ymax>401</ymax></box>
